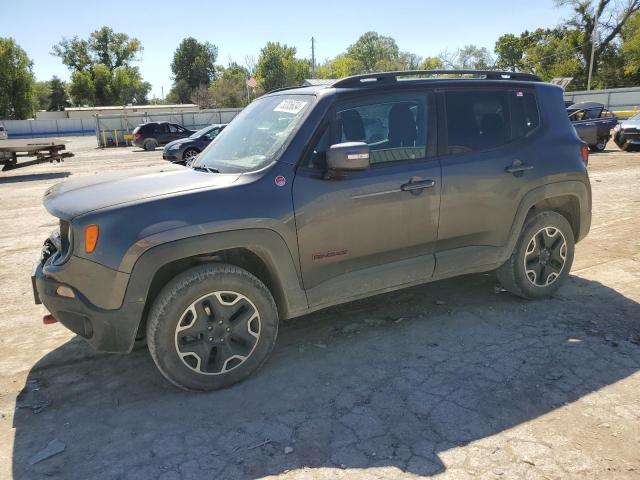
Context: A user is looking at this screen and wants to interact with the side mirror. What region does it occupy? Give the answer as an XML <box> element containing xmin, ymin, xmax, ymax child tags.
<box><xmin>326</xmin><ymin>142</ymin><xmax>370</xmax><ymax>172</ymax></box>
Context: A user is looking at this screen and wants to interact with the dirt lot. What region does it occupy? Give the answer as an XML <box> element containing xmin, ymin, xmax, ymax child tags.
<box><xmin>0</xmin><ymin>136</ymin><xmax>638</xmax><ymax>480</ymax></box>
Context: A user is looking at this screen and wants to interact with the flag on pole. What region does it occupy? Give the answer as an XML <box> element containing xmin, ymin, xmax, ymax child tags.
<box><xmin>246</xmin><ymin>77</ymin><xmax>258</xmax><ymax>89</ymax></box>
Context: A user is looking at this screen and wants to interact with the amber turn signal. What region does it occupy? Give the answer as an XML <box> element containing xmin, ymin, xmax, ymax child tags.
<box><xmin>84</xmin><ymin>224</ymin><xmax>99</xmax><ymax>253</ymax></box>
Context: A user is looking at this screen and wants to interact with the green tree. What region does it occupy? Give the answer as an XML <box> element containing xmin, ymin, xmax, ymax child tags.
<box><xmin>316</xmin><ymin>54</ymin><xmax>360</xmax><ymax>78</ymax></box>
<box><xmin>556</xmin><ymin>0</ymin><xmax>640</xmax><ymax>79</ymax></box>
<box><xmin>209</xmin><ymin>63</ymin><xmax>258</xmax><ymax>108</ymax></box>
<box><xmin>0</xmin><ymin>37</ymin><xmax>36</xmax><ymax>119</ymax></box>
<box><xmin>49</xmin><ymin>76</ymin><xmax>69</xmax><ymax>111</ymax></box>
<box><xmin>420</xmin><ymin>56</ymin><xmax>444</xmax><ymax>70</ymax></box>
<box><xmin>52</xmin><ymin>27</ymin><xmax>147</xmax><ymax>106</ymax></box>
<box><xmin>170</xmin><ymin>38</ymin><xmax>218</xmax><ymax>102</ymax></box>
<box><xmin>255</xmin><ymin>42</ymin><xmax>309</xmax><ymax>92</ymax></box>
<box><xmin>440</xmin><ymin>45</ymin><xmax>494</xmax><ymax>69</ymax></box>
<box><xmin>622</xmin><ymin>11</ymin><xmax>640</xmax><ymax>75</ymax></box>
<box><xmin>34</xmin><ymin>81</ymin><xmax>52</xmax><ymax>111</ymax></box>
<box><xmin>69</xmin><ymin>70</ymin><xmax>94</xmax><ymax>106</ymax></box>
<box><xmin>345</xmin><ymin>31</ymin><xmax>400</xmax><ymax>72</ymax></box>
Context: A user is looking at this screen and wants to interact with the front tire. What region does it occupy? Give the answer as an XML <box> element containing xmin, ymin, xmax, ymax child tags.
<box><xmin>182</xmin><ymin>148</ymin><xmax>200</xmax><ymax>161</ymax></box>
<box><xmin>144</xmin><ymin>139</ymin><xmax>158</xmax><ymax>151</ymax></box>
<box><xmin>497</xmin><ymin>211</ymin><xmax>575</xmax><ymax>300</ymax></box>
<box><xmin>147</xmin><ymin>263</ymin><xmax>279</xmax><ymax>391</ymax></box>
<box><xmin>590</xmin><ymin>138</ymin><xmax>607</xmax><ymax>152</ymax></box>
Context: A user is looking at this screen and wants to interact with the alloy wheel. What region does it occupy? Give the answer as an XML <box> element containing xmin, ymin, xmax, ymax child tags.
<box><xmin>174</xmin><ymin>291</ymin><xmax>261</xmax><ymax>375</ymax></box>
<box><xmin>523</xmin><ymin>227</ymin><xmax>568</xmax><ymax>287</ymax></box>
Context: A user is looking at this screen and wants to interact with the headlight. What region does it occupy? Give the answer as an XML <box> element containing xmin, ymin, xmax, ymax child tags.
<box><xmin>169</xmin><ymin>143</ymin><xmax>181</xmax><ymax>150</ymax></box>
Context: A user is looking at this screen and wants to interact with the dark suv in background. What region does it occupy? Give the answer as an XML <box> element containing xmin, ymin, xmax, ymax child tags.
<box><xmin>162</xmin><ymin>124</ymin><xmax>227</xmax><ymax>163</ymax></box>
<box><xmin>133</xmin><ymin>122</ymin><xmax>194</xmax><ymax>151</ymax></box>
<box><xmin>33</xmin><ymin>70</ymin><xmax>591</xmax><ymax>391</ymax></box>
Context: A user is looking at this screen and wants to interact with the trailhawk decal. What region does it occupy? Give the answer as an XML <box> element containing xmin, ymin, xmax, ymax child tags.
<box><xmin>312</xmin><ymin>249</ymin><xmax>348</xmax><ymax>261</ymax></box>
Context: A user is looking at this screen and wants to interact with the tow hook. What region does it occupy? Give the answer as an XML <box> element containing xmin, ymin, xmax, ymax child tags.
<box><xmin>43</xmin><ymin>314</ymin><xmax>57</xmax><ymax>325</ymax></box>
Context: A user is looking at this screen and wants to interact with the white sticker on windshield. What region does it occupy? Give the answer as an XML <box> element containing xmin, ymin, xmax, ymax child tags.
<box><xmin>274</xmin><ymin>99</ymin><xmax>307</xmax><ymax>114</ymax></box>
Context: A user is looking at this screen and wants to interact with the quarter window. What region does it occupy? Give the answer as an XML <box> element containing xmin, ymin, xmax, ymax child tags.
<box><xmin>336</xmin><ymin>94</ymin><xmax>428</xmax><ymax>164</ymax></box>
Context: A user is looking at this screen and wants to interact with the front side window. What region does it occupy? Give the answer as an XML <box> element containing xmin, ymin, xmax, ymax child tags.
<box><xmin>335</xmin><ymin>93</ymin><xmax>428</xmax><ymax>164</ymax></box>
<box><xmin>195</xmin><ymin>94</ymin><xmax>313</xmax><ymax>173</ymax></box>
<box><xmin>168</xmin><ymin>124</ymin><xmax>179</xmax><ymax>133</ymax></box>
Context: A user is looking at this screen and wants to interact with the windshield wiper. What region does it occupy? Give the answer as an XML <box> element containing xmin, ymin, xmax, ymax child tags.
<box><xmin>192</xmin><ymin>165</ymin><xmax>220</xmax><ymax>173</ymax></box>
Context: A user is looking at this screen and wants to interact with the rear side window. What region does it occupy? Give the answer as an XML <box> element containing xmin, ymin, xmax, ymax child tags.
<box><xmin>444</xmin><ymin>89</ymin><xmax>540</xmax><ymax>155</ymax></box>
<box><xmin>510</xmin><ymin>91</ymin><xmax>540</xmax><ymax>139</ymax></box>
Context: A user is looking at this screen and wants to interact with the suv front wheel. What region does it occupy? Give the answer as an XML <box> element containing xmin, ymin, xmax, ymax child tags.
<box><xmin>497</xmin><ymin>211</ymin><xmax>575</xmax><ymax>299</ymax></box>
<box><xmin>147</xmin><ymin>263</ymin><xmax>279</xmax><ymax>391</ymax></box>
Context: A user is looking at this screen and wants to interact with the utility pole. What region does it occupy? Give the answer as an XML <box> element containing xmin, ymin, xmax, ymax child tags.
<box><xmin>587</xmin><ymin>7</ymin><xmax>599</xmax><ymax>91</ymax></box>
<box><xmin>311</xmin><ymin>37</ymin><xmax>316</xmax><ymax>75</ymax></box>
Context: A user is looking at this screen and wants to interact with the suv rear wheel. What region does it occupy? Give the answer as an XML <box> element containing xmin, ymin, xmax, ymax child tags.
<box><xmin>147</xmin><ymin>263</ymin><xmax>279</xmax><ymax>391</ymax></box>
<box><xmin>144</xmin><ymin>139</ymin><xmax>157</xmax><ymax>151</ymax></box>
<box><xmin>497</xmin><ymin>211</ymin><xmax>575</xmax><ymax>299</ymax></box>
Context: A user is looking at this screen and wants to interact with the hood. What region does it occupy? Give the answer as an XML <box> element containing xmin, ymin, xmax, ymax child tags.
<box><xmin>44</xmin><ymin>165</ymin><xmax>240</xmax><ymax>220</ymax></box>
<box><xmin>620</xmin><ymin>119</ymin><xmax>640</xmax><ymax>129</ymax></box>
<box><xmin>164</xmin><ymin>137</ymin><xmax>193</xmax><ymax>150</ymax></box>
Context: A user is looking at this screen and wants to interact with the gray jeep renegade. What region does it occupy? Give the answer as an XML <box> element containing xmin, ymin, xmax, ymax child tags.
<box><xmin>33</xmin><ymin>70</ymin><xmax>592</xmax><ymax>391</ymax></box>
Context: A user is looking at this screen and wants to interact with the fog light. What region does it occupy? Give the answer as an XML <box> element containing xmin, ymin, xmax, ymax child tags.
<box><xmin>56</xmin><ymin>285</ymin><xmax>75</xmax><ymax>298</ymax></box>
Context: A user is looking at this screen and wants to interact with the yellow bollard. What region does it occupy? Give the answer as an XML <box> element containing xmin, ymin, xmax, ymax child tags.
<box><xmin>102</xmin><ymin>129</ymin><xmax>107</xmax><ymax>147</ymax></box>
<box><xmin>114</xmin><ymin>130</ymin><xmax>119</xmax><ymax>147</ymax></box>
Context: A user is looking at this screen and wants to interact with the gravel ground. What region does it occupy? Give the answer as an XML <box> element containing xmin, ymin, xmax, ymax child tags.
<box><xmin>0</xmin><ymin>136</ymin><xmax>638</xmax><ymax>480</ymax></box>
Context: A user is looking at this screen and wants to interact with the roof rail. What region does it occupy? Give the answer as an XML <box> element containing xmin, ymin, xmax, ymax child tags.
<box><xmin>331</xmin><ymin>70</ymin><xmax>542</xmax><ymax>88</ymax></box>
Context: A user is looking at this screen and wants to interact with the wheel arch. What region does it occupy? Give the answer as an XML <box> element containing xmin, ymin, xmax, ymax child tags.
<box><xmin>125</xmin><ymin>229</ymin><xmax>308</xmax><ymax>339</ymax></box>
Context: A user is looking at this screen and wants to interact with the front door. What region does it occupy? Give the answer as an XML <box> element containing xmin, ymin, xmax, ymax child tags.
<box><xmin>292</xmin><ymin>91</ymin><xmax>441</xmax><ymax>308</ymax></box>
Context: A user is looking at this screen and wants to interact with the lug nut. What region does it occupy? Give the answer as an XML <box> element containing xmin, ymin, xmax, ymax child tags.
<box><xmin>207</xmin><ymin>326</ymin><xmax>213</xmax><ymax>331</ymax></box>
<box><xmin>220</xmin><ymin>338</ymin><xmax>225</xmax><ymax>343</ymax></box>
<box><xmin>226</xmin><ymin>327</ymin><xmax>231</xmax><ymax>332</ymax></box>
<box><xmin>209</xmin><ymin>337</ymin><xmax>214</xmax><ymax>342</ymax></box>
<box><xmin>218</xmin><ymin>320</ymin><xmax>223</xmax><ymax>325</ymax></box>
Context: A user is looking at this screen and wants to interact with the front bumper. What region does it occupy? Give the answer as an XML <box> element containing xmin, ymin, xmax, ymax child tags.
<box><xmin>32</xmin><ymin>258</ymin><xmax>145</xmax><ymax>353</ymax></box>
<box><xmin>162</xmin><ymin>150</ymin><xmax>181</xmax><ymax>161</ymax></box>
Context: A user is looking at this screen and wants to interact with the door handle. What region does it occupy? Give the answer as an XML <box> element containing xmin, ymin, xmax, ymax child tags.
<box><xmin>505</xmin><ymin>161</ymin><xmax>534</xmax><ymax>175</ymax></box>
<box><xmin>401</xmin><ymin>179</ymin><xmax>436</xmax><ymax>192</ymax></box>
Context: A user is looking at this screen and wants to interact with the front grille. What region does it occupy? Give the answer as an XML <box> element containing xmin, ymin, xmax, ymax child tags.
<box><xmin>42</xmin><ymin>220</ymin><xmax>72</xmax><ymax>265</ymax></box>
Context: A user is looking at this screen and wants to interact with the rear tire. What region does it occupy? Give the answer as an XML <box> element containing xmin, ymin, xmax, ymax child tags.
<box><xmin>144</xmin><ymin>139</ymin><xmax>157</xmax><ymax>151</ymax></box>
<box><xmin>496</xmin><ymin>211</ymin><xmax>575</xmax><ymax>300</ymax></box>
<box><xmin>147</xmin><ymin>263</ymin><xmax>279</xmax><ymax>391</ymax></box>
<box><xmin>590</xmin><ymin>138</ymin><xmax>607</xmax><ymax>152</ymax></box>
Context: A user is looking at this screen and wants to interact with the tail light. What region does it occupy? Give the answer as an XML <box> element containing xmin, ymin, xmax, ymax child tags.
<box><xmin>134</xmin><ymin>133</ymin><xmax>141</xmax><ymax>139</ymax></box>
<box><xmin>581</xmin><ymin>143</ymin><xmax>589</xmax><ymax>165</ymax></box>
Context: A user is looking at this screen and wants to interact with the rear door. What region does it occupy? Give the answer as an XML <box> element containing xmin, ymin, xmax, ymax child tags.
<box><xmin>570</xmin><ymin>109</ymin><xmax>598</xmax><ymax>145</ymax></box>
<box><xmin>292</xmin><ymin>90</ymin><xmax>441</xmax><ymax>307</ymax></box>
<box><xmin>435</xmin><ymin>87</ymin><xmax>542</xmax><ymax>276</ymax></box>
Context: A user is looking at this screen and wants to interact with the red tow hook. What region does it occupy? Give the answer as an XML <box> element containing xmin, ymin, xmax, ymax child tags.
<box><xmin>43</xmin><ymin>314</ymin><xmax>58</xmax><ymax>325</ymax></box>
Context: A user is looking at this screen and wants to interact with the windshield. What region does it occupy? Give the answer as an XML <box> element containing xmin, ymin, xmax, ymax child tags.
<box><xmin>628</xmin><ymin>113</ymin><xmax>640</xmax><ymax>121</ymax></box>
<box><xmin>189</xmin><ymin>125</ymin><xmax>215</xmax><ymax>139</ymax></box>
<box><xmin>194</xmin><ymin>94</ymin><xmax>313</xmax><ymax>173</ymax></box>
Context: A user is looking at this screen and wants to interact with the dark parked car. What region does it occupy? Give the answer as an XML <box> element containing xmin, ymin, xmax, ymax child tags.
<box><xmin>162</xmin><ymin>124</ymin><xmax>227</xmax><ymax>163</ymax></box>
<box><xmin>133</xmin><ymin>122</ymin><xmax>194</xmax><ymax>151</ymax></box>
<box><xmin>567</xmin><ymin>101</ymin><xmax>618</xmax><ymax>152</ymax></box>
<box><xmin>613</xmin><ymin>112</ymin><xmax>640</xmax><ymax>151</ymax></box>
<box><xmin>33</xmin><ymin>70</ymin><xmax>591</xmax><ymax>391</ymax></box>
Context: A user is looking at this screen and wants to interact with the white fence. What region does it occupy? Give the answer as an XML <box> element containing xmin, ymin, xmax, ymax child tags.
<box><xmin>0</xmin><ymin>108</ymin><xmax>243</xmax><ymax>144</ymax></box>
<box><xmin>564</xmin><ymin>86</ymin><xmax>640</xmax><ymax>112</ymax></box>
<box><xmin>94</xmin><ymin>108</ymin><xmax>242</xmax><ymax>146</ymax></box>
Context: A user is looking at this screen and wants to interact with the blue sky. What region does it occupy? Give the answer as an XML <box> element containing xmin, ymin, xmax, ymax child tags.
<box><xmin>5</xmin><ymin>0</ymin><xmax>571</xmax><ymax>99</ymax></box>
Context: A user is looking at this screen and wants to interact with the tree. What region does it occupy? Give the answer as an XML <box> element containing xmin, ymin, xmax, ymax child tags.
<box><xmin>170</xmin><ymin>38</ymin><xmax>218</xmax><ymax>102</ymax></box>
<box><xmin>255</xmin><ymin>42</ymin><xmax>309</xmax><ymax>92</ymax></box>
<box><xmin>622</xmin><ymin>11</ymin><xmax>640</xmax><ymax>75</ymax></box>
<box><xmin>316</xmin><ymin>54</ymin><xmax>360</xmax><ymax>78</ymax></box>
<box><xmin>439</xmin><ymin>45</ymin><xmax>494</xmax><ymax>69</ymax></box>
<box><xmin>556</xmin><ymin>0</ymin><xmax>640</xmax><ymax>77</ymax></box>
<box><xmin>209</xmin><ymin>63</ymin><xmax>261</xmax><ymax>108</ymax></box>
<box><xmin>346</xmin><ymin>32</ymin><xmax>400</xmax><ymax>72</ymax></box>
<box><xmin>420</xmin><ymin>56</ymin><xmax>444</xmax><ymax>70</ymax></box>
<box><xmin>0</xmin><ymin>38</ymin><xmax>36</xmax><ymax>119</ymax></box>
<box><xmin>49</xmin><ymin>76</ymin><xmax>69</xmax><ymax>111</ymax></box>
<box><xmin>34</xmin><ymin>81</ymin><xmax>52</xmax><ymax>111</ymax></box>
<box><xmin>52</xmin><ymin>27</ymin><xmax>148</xmax><ymax>106</ymax></box>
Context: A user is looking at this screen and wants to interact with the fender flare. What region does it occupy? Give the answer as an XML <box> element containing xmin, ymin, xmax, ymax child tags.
<box><xmin>122</xmin><ymin>229</ymin><xmax>309</xmax><ymax>320</ymax></box>
<box><xmin>502</xmin><ymin>180</ymin><xmax>591</xmax><ymax>263</ymax></box>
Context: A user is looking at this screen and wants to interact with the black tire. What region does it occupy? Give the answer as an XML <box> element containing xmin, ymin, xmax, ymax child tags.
<box><xmin>144</xmin><ymin>139</ymin><xmax>157</xmax><ymax>151</ymax></box>
<box><xmin>590</xmin><ymin>138</ymin><xmax>607</xmax><ymax>152</ymax></box>
<box><xmin>147</xmin><ymin>263</ymin><xmax>279</xmax><ymax>391</ymax></box>
<box><xmin>496</xmin><ymin>211</ymin><xmax>575</xmax><ymax>300</ymax></box>
<box><xmin>182</xmin><ymin>148</ymin><xmax>200</xmax><ymax>161</ymax></box>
